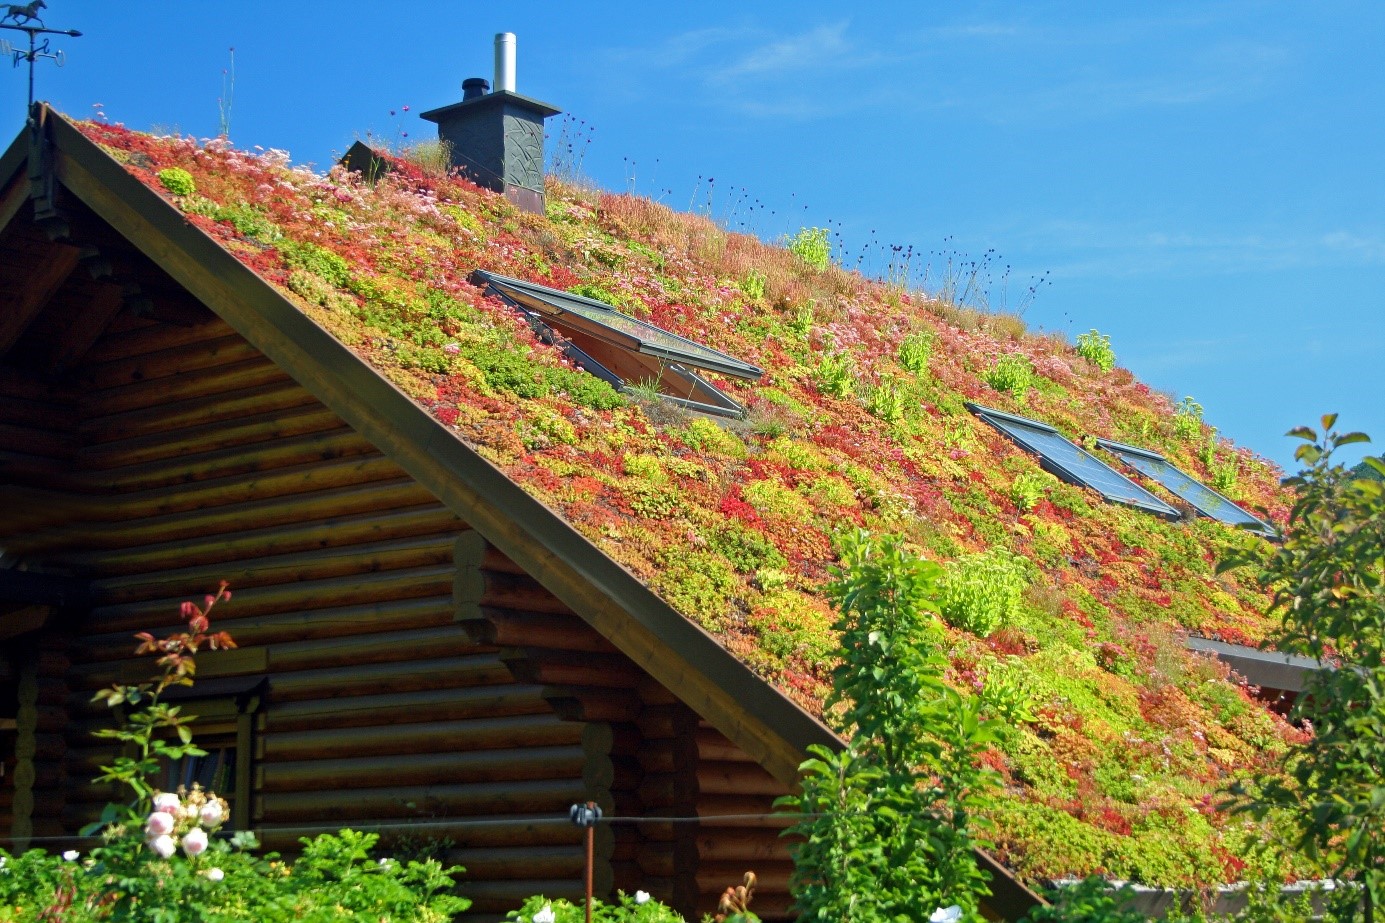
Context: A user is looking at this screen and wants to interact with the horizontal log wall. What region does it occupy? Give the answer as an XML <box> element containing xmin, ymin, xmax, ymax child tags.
<box><xmin>33</xmin><ymin>315</ymin><xmax>608</xmax><ymax>919</ymax></box>
<box><xmin>0</xmin><ymin>363</ymin><xmax>80</xmax><ymax>845</ymax></box>
<box><xmin>5</xmin><ymin>304</ymin><xmax>810</xmax><ymax>919</ymax></box>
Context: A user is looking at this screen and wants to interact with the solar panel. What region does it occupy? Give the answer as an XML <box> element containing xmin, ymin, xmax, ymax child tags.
<box><xmin>1097</xmin><ymin>439</ymin><xmax>1273</xmax><ymax>534</ymax></box>
<box><xmin>471</xmin><ymin>270</ymin><xmax>764</xmax><ymax>381</ymax></box>
<box><xmin>966</xmin><ymin>403</ymin><xmax>1182</xmax><ymax>519</ymax></box>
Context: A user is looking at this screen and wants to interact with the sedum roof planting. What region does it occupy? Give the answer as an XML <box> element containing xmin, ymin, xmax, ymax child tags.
<box><xmin>74</xmin><ymin>118</ymin><xmax>1305</xmax><ymax>888</ymax></box>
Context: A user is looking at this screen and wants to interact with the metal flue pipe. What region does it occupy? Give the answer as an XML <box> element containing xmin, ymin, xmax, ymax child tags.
<box><xmin>494</xmin><ymin>32</ymin><xmax>516</xmax><ymax>93</ymax></box>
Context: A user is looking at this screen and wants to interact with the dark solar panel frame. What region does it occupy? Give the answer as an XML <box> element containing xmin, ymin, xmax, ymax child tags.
<box><xmin>471</xmin><ymin>270</ymin><xmax>764</xmax><ymax>381</ymax></box>
<box><xmin>965</xmin><ymin>403</ymin><xmax>1183</xmax><ymax>519</ymax></box>
<box><xmin>1097</xmin><ymin>438</ymin><xmax>1274</xmax><ymax>535</ymax></box>
<box><xmin>491</xmin><ymin>279</ymin><xmax>747</xmax><ymax>419</ymax></box>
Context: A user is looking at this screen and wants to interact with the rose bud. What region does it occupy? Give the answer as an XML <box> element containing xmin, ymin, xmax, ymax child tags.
<box><xmin>145</xmin><ymin>811</ymin><xmax>175</xmax><ymax>836</ymax></box>
<box><xmin>182</xmin><ymin>827</ymin><xmax>209</xmax><ymax>857</ymax></box>
<box><xmin>149</xmin><ymin>834</ymin><xmax>176</xmax><ymax>859</ymax></box>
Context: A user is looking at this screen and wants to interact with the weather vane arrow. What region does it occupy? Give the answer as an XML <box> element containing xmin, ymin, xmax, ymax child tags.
<box><xmin>1</xmin><ymin>1</ymin><xmax>82</xmax><ymax>121</ymax></box>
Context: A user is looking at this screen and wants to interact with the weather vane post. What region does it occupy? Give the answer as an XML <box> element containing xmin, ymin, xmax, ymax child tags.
<box><xmin>0</xmin><ymin>2</ymin><xmax>81</xmax><ymax>123</ymax></box>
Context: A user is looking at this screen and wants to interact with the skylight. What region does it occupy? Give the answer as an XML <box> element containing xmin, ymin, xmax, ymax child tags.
<box><xmin>1097</xmin><ymin>439</ymin><xmax>1273</xmax><ymax>535</ymax></box>
<box><xmin>471</xmin><ymin>271</ymin><xmax>763</xmax><ymax>380</ymax></box>
<box><xmin>472</xmin><ymin>270</ymin><xmax>761</xmax><ymax>417</ymax></box>
<box><xmin>966</xmin><ymin>403</ymin><xmax>1182</xmax><ymax>519</ymax></box>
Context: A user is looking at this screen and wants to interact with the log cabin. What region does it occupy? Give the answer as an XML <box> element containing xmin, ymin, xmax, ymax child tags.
<box><xmin>0</xmin><ymin>107</ymin><xmax>1055</xmax><ymax>919</ymax></box>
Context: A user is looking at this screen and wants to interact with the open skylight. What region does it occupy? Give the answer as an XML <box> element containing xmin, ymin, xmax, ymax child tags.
<box><xmin>472</xmin><ymin>270</ymin><xmax>761</xmax><ymax>417</ymax></box>
<box><xmin>472</xmin><ymin>271</ymin><xmax>763</xmax><ymax>379</ymax></box>
<box><xmin>1097</xmin><ymin>439</ymin><xmax>1273</xmax><ymax>535</ymax></box>
<box><xmin>966</xmin><ymin>403</ymin><xmax>1182</xmax><ymax>519</ymax></box>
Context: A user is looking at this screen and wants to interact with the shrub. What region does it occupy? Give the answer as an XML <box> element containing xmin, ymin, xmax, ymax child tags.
<box><xmin>1075</xmin><ymin>329</ymin><xmax>1117</xmax><ymax>373</ymax></box>
<box><xmin>1010</xmin><ymin>470</ymin><xmax>1049</xmax><ymax>511</ymax></box>
<box><xmin>787</xmin><ymin>227</ymin><xmax>832</xmax><ymax>271</ymax></box>
<box><xmin>507</xmin><ymin>889</ymin><xmax>750</xmax><ymax>921</ymax></box>
<box><xmin>157</xmin><ymin>167</ymin><xmax>196</xmax><ymax>196</ymax></box>
<box><xmin>0</xmin><ymin>586</ymin><xmax>470</xmax><ymax>923</ymax></box>
<box><xmin>984</xmin><ymin>353</ymin><xmax>1034</xmax><ymax>400</ymax></box>
<box><xmin>279</xmin><ymin>239</ymin><xmax>353</xmax><ymax>289</ymax></box>
<box><xmin>940</xmin><ymin>548</ymin><xmax>1030</xmax><ymax>637</ymax></box>
<box><xmin>1172</xmin><ymin>396</ymin><xmax>1204</xmax><ymax>440</ymax></box>
<box><xmin>1220</xmin><ymin>418</ymin><xmax>1385</xmax><ymax>916</ymax></box>
<box><xmin>780</xmin><ymin>531</ymin><xmax>999</xmax><ymax>922</ymax></box>
<box><xmin>814</xmin><ymin>352</ymin><xmax>855</xmax><ymax>399</ymax></box>
<box><xmin>898</xmin><ymin>330</ymin><xmax>935</xmax><ymax>374</ymax></box>
<box><xmin>739</xmin><ymin>269</ymin><xmax>767</xmax><ymax>302</ymax></box>
<box><xmin>865</xmin><ymin>378</ymin><xmax>905</xmax><ymax>424</ymax></box>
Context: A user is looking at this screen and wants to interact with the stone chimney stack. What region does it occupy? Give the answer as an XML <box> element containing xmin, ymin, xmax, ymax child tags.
<box><xmin>420</xmin><ymin>33</ymin><xmax>560</xmax><ymax>215</ymax></box>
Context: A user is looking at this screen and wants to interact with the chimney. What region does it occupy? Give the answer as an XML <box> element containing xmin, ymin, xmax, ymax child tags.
<box><xmin>419</xmin><ymin>33</ymin><xmax>560</xmax><ymax>215</ymax></box>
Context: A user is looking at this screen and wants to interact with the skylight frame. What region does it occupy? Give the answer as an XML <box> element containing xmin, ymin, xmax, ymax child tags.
<box><xmin>1096</xmin><ymin>438</ymin><xmax>1274</xmax><ymax>535</ymax></box>
<box><xmin>471</xmin><ymin>270</ymin><xmax>764</xmax><ymax>381</ymax></box>
<box><xmin>481</xmin><ymin>270</ymin><xmax>749</xmax><ymax>418</ymax></box>
<box><xmin>966</xmin><ymin>403</ymin><xmax>1182</xmax><ymax>519</ymax></box>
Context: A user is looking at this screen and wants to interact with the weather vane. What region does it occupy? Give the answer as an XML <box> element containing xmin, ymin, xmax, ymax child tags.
<box><xmin>0</xmin><ymin>2</ymin><xmax>82</xmax><ymax>119</ymax></box>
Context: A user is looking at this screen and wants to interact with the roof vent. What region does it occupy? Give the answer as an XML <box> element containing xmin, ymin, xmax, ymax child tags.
<box><xmin>419</xmin><ymin>33</ymin><xmax>560</xmax><ymax>215</ymax></box>
<box><xmin>462</xmin><ymin>77</ymin><xmax>489</xmax><ymax>101</ymax></box>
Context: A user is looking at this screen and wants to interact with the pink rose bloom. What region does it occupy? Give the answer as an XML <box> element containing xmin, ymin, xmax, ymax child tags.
<box><xmin>145</xmin><ymin>811</ymin><xmax>175</xmax><ymax>836</ymax></box>
<box><xmin>149</xmin><ymin>834</ymin><xmax>176</xmax><ymax>859</ymax></box>
<box><xmin>182</xmin><ymin>827</ymin><xmax>209</xmax><ymax>857</ymax></box>
<box><xmin>153</xmin><ymin>792</ymin><xmax>180</xmax><ymax>813</ymax></box>
<box><xmin>200</xmin><ymin>801</ymin><xmax>224</xmax><ymax>826</ymax></box>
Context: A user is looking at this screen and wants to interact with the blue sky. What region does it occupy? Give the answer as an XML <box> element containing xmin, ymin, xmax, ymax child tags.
<box><xmin>8</xmin><ymin>1</ymin><xmax>1382</xmax><ymax>473</ymax></box>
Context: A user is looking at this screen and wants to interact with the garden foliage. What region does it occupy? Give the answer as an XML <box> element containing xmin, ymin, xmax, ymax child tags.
<box><xmin>781</xmin><ymin>532</ymin><xmax>999</xmax><ymax>921</ymax></box>
<box><xmin>0</xmin><ymin>588</ymin><xmax>469</xmax><ymax>923</ymax></box>
<box><xmin>1220</xmin><ymin>418</ymin><xmax>1385</xmax><ymax>920</ymax></box>
<box><xmin>1074</xmin><ymin>330</ymin><xmax>1116</xmax><ymax>374</ymax></box>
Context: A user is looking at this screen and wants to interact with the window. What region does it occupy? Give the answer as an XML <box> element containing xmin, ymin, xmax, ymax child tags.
<box><xmin>472</xmin><ymin>270</ymin><xmax>763</xmax><ymax>417</ymax></box>
<box><xmin>966</xmin><ymin>403</ymin><xmax>1181</xmax><ymax>518</ymax></box>
<box><xmin>161</xmin><ymin>678</ymin><xmax>266</xmax><ymax>831</ymax></box>
<box><xmin>1096</xmin><ymin>439</ymin><xmax>1273</xmax><ymax>535</ymax></box>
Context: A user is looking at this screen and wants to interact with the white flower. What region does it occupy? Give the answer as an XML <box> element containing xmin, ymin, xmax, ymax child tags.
<box><xmin>930</xmin><ymin>907</ymin><xmax>962</xmax><ymax>923</ymax></box>
<box><xmin>200</xmin><ymin>801</ymin><xmax>224</xmax><ymax>826</ymax></box>
<box><xmin>153</xmin><ymin>792</ymin><xmax>180</xmax><ymax>814</ymax></box>
<box><xmin>532</xmin><ymin>905</ymin><xmax>556</xmax><ymax>923</ymax></box>
<box><xmin>182</xmin><ymin>827</ymin><xmax>209</xmax><ymax>857</ymax></box>
<box><xmin>205</xmin><ymin>867</ymin><xmax>225</xmax><ymax>882</ymax></box>
<box><xmin>145</xmin><ymin>810</ymin><xmax>175</xmax><ymax>836</ymax></box>
<box><xmin>634</xmin><ymin>891</ymin><xmax>651</xmax><ymax>904</ymax></box>
<box><xmin>149</xmin><ymin>834</ymin><xmax>176</xmax><ymax>859</ymax></box>
<box><xmin>378</xmin><ymin>858</ymin><xmax>393</xmax><ymax>868</ymax></box>
<box><xmin>62</xmin><ymin>850</ymin><xmax>79</xmax><ymax>861</ymax></box>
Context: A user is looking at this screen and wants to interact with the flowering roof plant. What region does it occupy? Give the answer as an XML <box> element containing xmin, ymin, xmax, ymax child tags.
<box><xmin>74</xmin><ymin>119</ymin><xmax>1304</xmax><ymax>888</ymax></box>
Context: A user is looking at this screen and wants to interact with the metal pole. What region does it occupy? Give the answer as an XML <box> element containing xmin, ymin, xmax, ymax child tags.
<box><xmin>26</xmin><ymin>30</ymin><xmax>35</xmax><ymax>109</ymax></box>
<box><xmin>584</xmin><ymin>800</ymin><xmax>595</xmax><ymax>923</ymax></box>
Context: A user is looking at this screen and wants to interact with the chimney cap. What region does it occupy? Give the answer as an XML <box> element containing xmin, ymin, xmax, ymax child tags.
<box><xmin>462</xmin><ymin>77</ymin><xmax>490</xmax><ymax>100</ymax></box>
<box><xmin>418</xmin><ymin>90</ymin><xmax>560</xmax><ymax>124</ymax></box>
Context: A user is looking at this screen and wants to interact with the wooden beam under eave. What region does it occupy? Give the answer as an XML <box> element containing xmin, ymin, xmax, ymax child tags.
<box><xmin>0</xmin><ymin>173</ymin><xmax>26</xmax><ymax>237</ymax></box>
<box><xmin>0</xmin><ymin>604</ymin><xmax>51</xmax><ymax>642</ymax></box>
<box><xmin>0</xmin><ymin>240</ymin><xmax>80</xmax><ymax>357</ymax></box>
<box><xmin>42</xmin><ymin>281</ymin><xmax>124</xmax><ymax>373</ymax></box>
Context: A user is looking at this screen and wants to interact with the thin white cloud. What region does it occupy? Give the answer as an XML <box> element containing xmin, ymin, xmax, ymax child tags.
<box><xmin>1009</xmin><ymin>219</ymin><xmax>1385</xmax><ymax>280</ymax></box>
<box><xmin>713</xmin><ymin>22</ymin><xmax>856</xmax><ymax>82</ymax></box>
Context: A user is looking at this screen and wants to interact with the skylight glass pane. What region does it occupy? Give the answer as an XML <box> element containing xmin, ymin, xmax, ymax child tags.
<box><xmin>966</xmin><ymin>403</ymin><xmax>1181</xmax><ymax>518</ymax></box>
<box><xmin>472</xmin><ymin>270</ymin><xmax>763</xmax><ymax>380</ymax></box>
<box><xmin>1097</xmin><ymin>439</ymin><xmax>1272</xmax><ymax>533</ymax></box>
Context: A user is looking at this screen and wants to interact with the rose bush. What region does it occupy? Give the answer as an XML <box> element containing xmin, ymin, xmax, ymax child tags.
<box><xmin>0</xmin><ymin>587</ymin><xmax>469</xmax><ymax>923</ymax></box>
